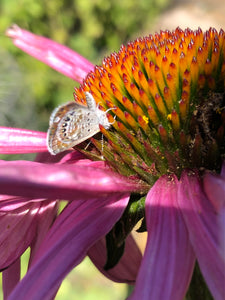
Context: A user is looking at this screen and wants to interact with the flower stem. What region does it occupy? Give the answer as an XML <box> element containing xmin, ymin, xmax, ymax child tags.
<box><xmin>185</xmin><ymin>263</ymin><xmax>213</xmax><ymax>300</ymax></box>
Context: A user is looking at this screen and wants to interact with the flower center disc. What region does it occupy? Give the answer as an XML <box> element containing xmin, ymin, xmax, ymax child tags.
<box><xmin>74</xmin><ymin>27</ymin><xmax>225</xmax><ymax>185</ymax></box>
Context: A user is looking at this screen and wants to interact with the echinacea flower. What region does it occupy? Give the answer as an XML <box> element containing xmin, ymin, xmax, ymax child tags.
<box><xmin>2</xmin><ymin>25</ymin><xmax>225</xmax><ymax>300</ymax></box>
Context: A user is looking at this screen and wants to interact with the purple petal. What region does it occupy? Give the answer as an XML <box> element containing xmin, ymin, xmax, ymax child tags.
<box><xmin>178</xmin><ymin>171</ymin><xmax>225</xmax><ymax>300</ymax></box>
<box><xmin>8</xmin><ymin>194</ymin><xmax>129</xmax><ymax>300</ymax></box>
<box><xmin>57</xmin><ymin>150</ymin><xmax>108</xmax><ymax>168</ymax></box>
<box><xmin>2</xmin><ymin>258</ymin><xmax>20</xmax><ymax>299</ymax></box>
<box><xmin>6</xmin><ymin>25</ymin><xmax>94</xmax><ymax>83</ymax></box>
<box><xmin>203</xmin><ymin>168</ymin><xmax>225</xmax><ymax>261</ymax></box>
<box><xmin>220</xmin><ymin>162</ymin><xmax>225</xmax><ymax>178</ymax></box>
<box><xmin>53</xmin><ymin>150</ymin><xmax>86</xmax><ymax>164</ymax></box>
<box><xmin>29</xmin><ymin>201</ymin><xmax>58</xmax><ymax>265</ymax></box>
<box><xmin>203</xmin><ymin>167</ymin><xmax>225</xmax><ymax>212</ymax></box>
<box><xmin>88</xmin><ymin>234</ymin><xmax>142</xmax><ymax>284</ymax></box>
<box><xmin>0</xmin><ymin>201</ymin><xmax>39</xmax><ymax>269</ymax></box>
<box><xmin>129</xmin><ymin>175</ymin><xmax>195</xmax><ymax>300</ymax></box>
<box><xmin>0</xmin><ymin>127</ymin><xmax>47</xmax><ymax>154</ymax></box>
<box><xmin>0</xmin><ymin>160</ymin><xmax>146</xmax><ymax>199</ymax></box>
<box><xmin>34</xmin><ymin>151</ymin><xmax>74</xmax><ymax>163</ymax></box>
<box><xmin>0</xmin><ymin>199</ymin><xmax>57</xmax><ymax>269</ymax></box>
<box><xmin>36</xmin><ymin>150</ymin><xmax>108</xmax><ymax>168</ymax></box>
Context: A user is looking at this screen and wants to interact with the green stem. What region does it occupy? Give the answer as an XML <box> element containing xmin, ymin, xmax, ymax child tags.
<box><xmin>185</xmin><ymin>263</ymin><xmax>213</xmax><ymax>300</ymax></box>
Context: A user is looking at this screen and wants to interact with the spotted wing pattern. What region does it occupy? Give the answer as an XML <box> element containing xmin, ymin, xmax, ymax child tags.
<box><xmin>47</xmin><ymin>101</ymin><xmax>101</xmax><ymax>155</ymax></box>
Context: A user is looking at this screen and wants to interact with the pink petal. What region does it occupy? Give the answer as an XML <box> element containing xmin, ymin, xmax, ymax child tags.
<box><xmin>56</xmin><ymin>150</ymin><xmax>108</xmax><ymax>168</ymax></box>
<box><xmin>220</xmin><ymin>162</ymin><xmax>225</xmax><ymax>178</ymax></box>
<box><xmin>2</xmin><ymin>258</ymin><xmax>20</xmax><ymax>299</ymax></box>
<box><xmin>36</xmin><ymin>150</ymin><xmax>108</xmax><ymax>168</ymax></box>
<box><xmin>6</xmin><ymin>25</ymin><xmax>94</xmax><ymax>83</ymax></box>
<box><xmin>203</xmin><ymin>167</ymin><xmax>225</xmax><ymax>212</ymax></box>
<box><xmin>0</xmin><ymin>160</ymin><xmax>146</xmax><ymax>199</ymax></box>
<box><xmin>0</xmin><ymin>198</ymin><xmax>57</xmax><ymax>270</ymax></box>
<box><xmin>34</xmin><ymin>149</ymin><xmax>84</xmax><ymax>164</ymax></box>
<box><xmin>51</xmin><ymin>150</ymin><xmax>86</xmax><ymax>164</ymax></box>
<box><xmin>178</xmin><ymin>171</ymin><xmax>225</xmax><ymax>300</ymax></box>
<box><xmin>129</xmin><ymin>175</ymin><xmax>195</xmax><ymax>300</ymax></box>
<box><xmin>8</xmin><ymin>194</ymin><xmax>129</xmax><ymax>300</ymax></box>
<box><xmin>29</xmin><ymin>201</ymin><xmax>58</xmax><ymax>266</ymax></box>
<box><xmin>88</xmin><ymin>234</ymin><xmax>142</xmax><ymax>284</ymax></box>
<box><xmin>0</xmin><ymin>127</ymin><xmax>47</xmax><ymax>154</ymax></box>
<box><xmin>0</xmin><ymin>201</ymin><xmax>39</xmax><ymax>269</ymax></box>
<box><xmin>203</xmin><ymin>168</ymin><xmax>225</xmax><ymax>262</ymax></box>
<box><xmin>0</xmin><ymin>195</ymin><xmax>32</xmax><ymax>209</ymax></box>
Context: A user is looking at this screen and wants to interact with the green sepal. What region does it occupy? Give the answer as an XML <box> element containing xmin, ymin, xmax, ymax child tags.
<box><xmin>104</xmin><ymin>193</ymin><xmax>146</xmax><ymax>269</ymax></box>
<box><xmin>104</xmin><ymin>229</ymin><xmax>125</xmax><ymax>270</ymax></box>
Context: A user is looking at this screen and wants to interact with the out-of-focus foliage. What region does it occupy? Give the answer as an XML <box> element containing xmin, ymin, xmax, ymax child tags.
<box><xmin>1</xmin><ymin>0</ymin><xmax>168</xmax><ymax>60</ymax></box>
<box><xmin>0</xmin><ymin>0</ymin><xmax>168</xmax><ymax>131</ymax></box>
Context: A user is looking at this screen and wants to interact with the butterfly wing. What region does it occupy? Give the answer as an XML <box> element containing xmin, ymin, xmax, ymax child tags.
<box><xmin>47</xmin><ymin>101</ymin><xmax>101</xmax><ymax>155</ymax></box>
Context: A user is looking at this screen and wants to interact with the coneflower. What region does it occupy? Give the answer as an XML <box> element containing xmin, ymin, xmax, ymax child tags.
<box><xmin>1</xmin><ymin>25</ymin><xmax>224</xmax><ymax>300</ymax></box>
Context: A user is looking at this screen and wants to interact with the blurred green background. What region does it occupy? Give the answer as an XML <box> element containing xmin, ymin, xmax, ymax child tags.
<box><xmin>0</xmin><ymin>0</ymin><xmax>169</xmax><ymax>132</ymax></box>
<box><xmin>0</xmin><ymin>0</ymin><xmax>169</xmax><ymax>299</ymax></box>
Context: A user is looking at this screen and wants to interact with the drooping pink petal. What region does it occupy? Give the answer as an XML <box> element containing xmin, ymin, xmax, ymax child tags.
<box><xmin>34</xmin><ymin>150</ymin><xmax>75</xmax><ymax>164</ymax></box>
<box><xmin>129</xmin><ymin>175</ymin><xmax>195</xmax><ymax>300</ymax></box>
<box><xmin>8</xmin><ymin>193</ymin><xmax>129</xmax><ymax>300</ymax></box>
<box><xmin>203</xmin><ymin>166</ymin><xmax>225</xmax><ymax>261</ymax></box>
<box><xmin>178</xmin><ymin>171</ymin><xmax>225</xmax><ymax>300</ymax></box>
<box><xmin>220</xmin><ymin>162</ymin><xmax>225</xmax><ymax>178</ymax></box>
<box><xmin>48</xmin><ymin>150</ymin><xmax>86</xmax><ymax>164</ymax></box>
<box><xmin>56</xmin><ymin>150</ymin><xmax>109</xmax><ymax>168</ymax></box>
<box><xmin>0</xmin><ymin>199</ymin><xmax>57</xmax><ymax>270</ymax></box>
<box><xmin>203</xmin><ymin>165</ymin><xmax>225</xmax><ymax>212</ymax></box>
<box><xmin>0</xmin><ymin>127</ymin><xmax>47</xmax><ymax>154</ymax></box>
<box><xmin>6</xmin><ymin>25</ymin><xmax>94</xmax><ymax>83</ymax></box>
<box><xmin>36</xmin><ymin>149</ymin><xmax>107</xmax><ymax>168</ymax></box>
<box><xmin>0</xmin><ymin>201</ymin><xmax>39</xmax><ymax>269</ymax></box>
<box><xmin>2</xmin><ymin>258</ymin><xmax>20</xmax><ymax>299</ymax></box>
<box><xmin>88</xmin><ymin>234</ymin><xmax>142</xmax><ymax>284</ymax></box>
<box><xmin>0</xmin><ymin>160</ymin><xmax>146</xmax><ymax>200</ymax></box>
<box><xmin>28</xmin><ymin>201</ymin><xmax>58</xmax><ymax>266</ymax></box>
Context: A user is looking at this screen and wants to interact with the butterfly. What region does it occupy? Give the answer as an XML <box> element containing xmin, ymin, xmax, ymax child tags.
<box><xmin>47</xmin><ymin>92</ymin><xmax>111</xmax><ymax>155</ymax></box>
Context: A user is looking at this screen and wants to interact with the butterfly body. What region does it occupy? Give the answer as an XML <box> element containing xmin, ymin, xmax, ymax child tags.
<box><xmin>47</xmin><ymin>92</ymin><xmax>111</xmax><ymax>155</ymax></box>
